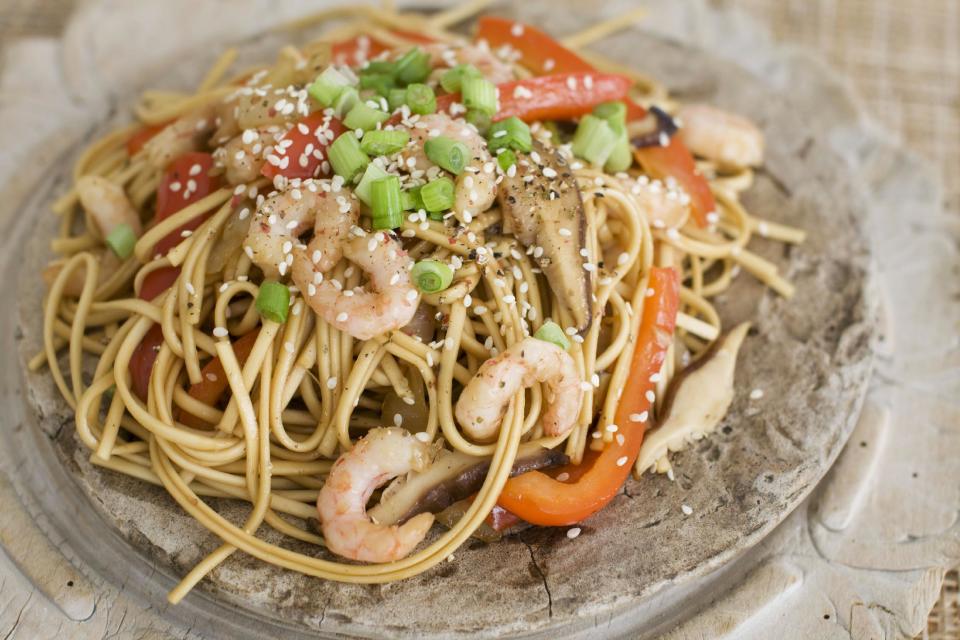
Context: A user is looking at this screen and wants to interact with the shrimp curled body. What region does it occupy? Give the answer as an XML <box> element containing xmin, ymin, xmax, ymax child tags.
<box><xmin>676</xmin><ymin>104</ymin><xmax>764</xmax><ymax>170</ymax></box>
<box><xmin>244</xmin><ymin>185</ymin><xmax>359</xmax><ymax>278</ymax></box>
<box><xmin>456</xmin><ymin>337</ymin><xmax>582</xmax><ymax>441</ymax></box>
<box><xmin>292</xmin><ymin>231</ymin><xmax>420</xmax><ymax>341</ymax></box>
<box><xmin>317</xmin><ymin>428</ymin><xmax>434</xmax><ymax>563</ymax></box>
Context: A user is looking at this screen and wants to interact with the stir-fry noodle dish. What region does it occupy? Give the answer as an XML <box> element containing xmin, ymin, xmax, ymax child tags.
<box><xmin>36</xmin><ymin>3</ymin><xmax>805</xmax><ymax>600</ymax></box>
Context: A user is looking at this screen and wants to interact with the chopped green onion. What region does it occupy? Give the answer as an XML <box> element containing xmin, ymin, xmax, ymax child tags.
<box><xmin>361</xmin><ymin>60</ymin><xmax>396</xmax><ymax>75</ymax></box>
<box><xmin>401</xmin><ymin>186</ymin><xmax>424</xmax><ymax>211</ymax></box>
<box><xmin>424</xmin><ymin>136</ymin><xmax>469</xmax><ymax>175</ymax></box>
<box><xmin>411</xmin><ymin>260</ymin><xmax>453</xmax><ymax>293</ymax></box>
<box><xmin>533</xmin><ymin>321</ymin><xmax>571</xmax><ymax>350</ymax></box>
<box><xmin>439</xmin><ymin>64</ymin><xmax>482</xmax><ymax>93</ymax></box>
<box><xmin>405</xmin><ymin>83</ymin><xmax>436</xmax><ymax>115</ymax></box>
<box><xmin>426</xmin><ymin>209</ymin><xmax>445</xmax><ymax>221</ymax></box>
<box><xmin>328</xmin><ymin>132</ymin><xmax>370</xmax><ymax>182</ymax></box>
<box><xmin>343</xmin><ymin>102</ymin><xmax>389</xmax><ymax>131</ymax></box>
<box><xmin>105</xmin><ymin>223</ymin><xmax>136</xmax><ymax>259</ymax></box>
<box><xmin>354</xmin><ymin>162</ymin><xmax>390</xmax><ymax>206</ymax></box>
<box><xmin>256</xmin><ymin>281</ymin><xmax>290</xmax><ymax>324</ymax></box>
<box><xmin>308</xmin><ymin>66</ymin><xmax>354</xmax><ymax>107</ymax></box>
<box><xmin>370</xmin><ymin>176</ymin><xmax>403</xmax><ymax>230</ymax></box>
<box><xmin>487</xmin><ymin>116</ymin><xmax>532</xmax><ymax>153</ymax></box>
<box><xmin>604</xmin><ymin>120</ymin><xmax>633</xmax><ymax>173</ymax></box>
<box><xmin>420</xmin><ymin>176</ymin><xmax>455</xmax><ymax>213</ymax></box>
<box><xmin>332</xmin><ymin>87</ymin><xmax>360</xmax><ymax>119</ymax></box>
<box><xmin>359</xmin><ymin>73</ymin><xmax>395</xmax><ymax>96</ymax></box>
<box><xmin>461</xmin><ymin>76</ymin><xmax>497</xmax><ymax>116</ymax></box>
<box><xmin>465</xmin><ymin>109</ymin><xmax>492</xmax><ymax>135</ymax></box>
<box><xmin>359</xmin><ymin>129</ymin><xmax>410</xmax><ymax>156</ymax></box>
<box><xmin>395</xmin><ymin>47</ymin><xmax>432</xmax><ymax>85</ymax></box>
<box><xmin>593</xmin><ymin>101</ymin><xmax>627</xmax><ymax>126</ymax></box>
<box><xmin>571</xmin><ymin>115</ymin><xmax>617</xmax><ymax>167</ymax></box>
<box><xmin>497</xmin><ymin>148</ymin><xmax>517</xmax><ymax>173</ymax></box>
<box><xmin>387</xmin><ymin>88</ymin><xmax>408</xmax><ymax>111</ymax></box>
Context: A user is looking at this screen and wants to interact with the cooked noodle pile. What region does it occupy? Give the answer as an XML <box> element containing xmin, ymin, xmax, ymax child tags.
<box><xmin>35</xmin><ymin>0</ymin><xmax>804</xmax><ymax>600</ymax></box>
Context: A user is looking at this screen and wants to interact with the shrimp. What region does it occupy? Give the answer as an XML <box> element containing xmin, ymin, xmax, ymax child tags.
<box><xmin>676</xmin><ymin>104</ymin><xmax>764</xmax><ymax>170</ymax></box>
<box><xmin>629</xmin><ymin>175</ymin><xmax>691</xmax><ymax>230</ymax></box>
<box><xmin>76</xmin><ymin>175</ymin><xmax>142</xmax><ymax>238</ymax></box>
<box><xmin>423</xmin><ymin>43</ymin><xmax>515</xmax><ymax>86</ymax></box>
<box><xmin>291</xmin><ymin>231</ymin><xmax>420</xmax><ymax>341</ymax></box>
<box><xmin>42</xmin><ymin>249</ymin><xmax>121</xmax><ymax>297</ymax></box>
<box><xmin>455</xmin><ymin>337</ymin><xmax>582</xmax><ymax>441</ymax></box>
<box><xmin>318</xmin><ymin>427</ymin><xmax>434</xmax><ymax>562</ymax></box>
<box><xmin>404</xmin><ymin>113</ymin><xmax>497</xmax><ymax>220</ymax></box>
<box><xmin>219</xmin><ymin>126</ymin><xmax>282</xmax><ymax>185</ymax></box>
<box><xmin>244</xmin><ymin>184</ymin><xmax>359</xmax><ymax>278</ymax></box>
<box><xmin>141</xmin><ymin>104</ymin><xmax>217</xmax><ymax>170</ymax></box>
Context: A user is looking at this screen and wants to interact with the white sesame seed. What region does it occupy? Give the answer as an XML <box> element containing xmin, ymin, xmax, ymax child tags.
<box><xmin>645</xmin><ymin>287</ymin><xmax>655</xmax><ymax>298</ymax></box>
<box><xmin>749</xmin><ymin>388</ymin><xmax>765</xmax><ymax>400</ymax></box>
<box><xmin>212</xmin><ymin>327</ymin><xmax>228</xmax><ymax>338</ymax></box>
<box><xmin>556</xmin><ymin>472</ymin><xmax>570</xmax><ymax>482</ymax></box>
<box><xmin>566</xmin><ymin>527</ymin><xmax>581</xmax><ymax>539</ymax></box>
<box><xmin>681</xmin><ymin>504</ymin><xmax>694</xmax><ymax>515</ymax></box>
<box><xmin>184</xmin><ymin>282</ymin><xmax>196</xmax><ymax>295</ymax></box>
<box><xmin>336</xmin><ymin>312</ymin><xmax>348</xmax><ymax>322</ymax></box>
<box><xmin>326</xmin><ymin>376</ymin><xmax>338</xmax><ymax>389</ymax></box>
<box><xmin>616</xmin><ymin>434</ymin><xmax>625</xmax><ymax>446</ymax></box>
<box><xmin>616</xmin><ymin>456</ymin><xmax>629</xmax><ymax>467</ymax></box>
<box><xmin>605</xmin><ymin>423</ymin><xmax>618</xmax><ymax>433</ymax></box>
<box><xmin>558</xmin><ymin>228</ymin><xmax>572</xmax><ymax>237</ymax></box>
<box><xmin>645</xmin><ymin>390</ymin><xmax>656</xmax><ymax>403</ymax></box>
<box><xmin>284</xmin><ymin>341</ymin><xmax>294</xmax><ymax>353</ymax></box>
<box><xmin>415</xmin><ymin>432</ymin><xmax>431</xmax><ymax>443</ymax></box>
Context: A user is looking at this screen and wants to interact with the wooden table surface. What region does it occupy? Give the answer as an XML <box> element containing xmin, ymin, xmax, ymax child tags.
<box><xmin>0</xmin><ymin>0</ymin><xmax>957</xmax><ymax>637</ymax></box>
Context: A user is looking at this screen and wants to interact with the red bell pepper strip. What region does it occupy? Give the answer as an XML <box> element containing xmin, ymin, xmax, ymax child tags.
<box><xmin>261</xmin><ymin>113</ymin><xmax>345</xmax><ymax>181</ymax></box>
<box><xmin>634</xmin><ymin>140</ymin><xmax>715</xmax><ymax>228</ymax></box>
<box><xmin>476</xmin><ymin>17</ymin><xmax>593</xmax><ymax>75</ymax></box>
<box><xmin>476</xmin><ymin>18</ymin><xmax>714</xmax><ymax>227</ymax></box>
<box><xmin>495</xmin><ymin>73</ymin><xmax>632</xmax><ymax>123</ymax></box>
<box><xmin>496</xmin><ymin>267</ymin><xmax>680</xmax><ymax>526</ymax></box>
<box><xmin>129</xmin><ymin>152</ymin><xmax>222</xmax><ymax>396</ymax></box>
<box><xmin>129</xmin><ymin>324</ymin><xmax>165</xmax><ymax>402</ymax></box>
<box><xmin>179</xmin><ymin>330</ymin><xmax>260</xmax><ymax>428</ymax></box>
<box><xmin>126</xmin><ymin>122</ymin><xmax>168</xmax><ymax>156</ymax></box>
<box><xmin>153</xmin><ymin>152</ymin><xmax>221</xmax><ymax>256</ymax></box>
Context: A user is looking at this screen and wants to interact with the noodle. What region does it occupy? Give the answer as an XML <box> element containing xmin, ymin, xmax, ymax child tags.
<box><xmin>35</xmin><ymin>3</ymin><xmax>807</xmax><ymax>602</ymax></box>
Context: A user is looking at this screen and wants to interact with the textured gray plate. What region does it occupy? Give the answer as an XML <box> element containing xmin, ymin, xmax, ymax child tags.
<box><xmin>9</xmin><ymin>12</ymin><xmax>875</xmax><ymax>639</ymax></box>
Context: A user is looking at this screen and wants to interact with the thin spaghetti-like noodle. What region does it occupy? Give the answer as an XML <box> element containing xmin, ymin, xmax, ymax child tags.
<box><xmin>35</xmin><ymin>2</ymin><xmax>807</xmax><ymax>601</ymax></box>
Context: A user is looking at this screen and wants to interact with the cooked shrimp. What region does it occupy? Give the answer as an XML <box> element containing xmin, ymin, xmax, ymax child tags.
<box><xmin>291</xmin><ymin>231</ymin><xmax>419</xmax><ymax>341</ymax></box>
<box><xmin>317</xmin><ymin>427</ymin><xmax>434</xmax><ymax>562</ymax></box>
<box><xmin>404</xmin><ymin>113</ymin><xmax>497</xmax><ymax>220</ymax></box>
<box><xmin>676</xmin><ymin>104</ymin><xmax>764</xmax><ymax>170</ymax></box>
<box><xmin>219</xmin><ymin>126</ymin><xmax>282</xmax><ymax>185</ymax></box>
<box><xmin>77</xmin><ymin>175</ymin><xmax>142</xmax><ymax>238</ymax></box>
<box><xmin>142</xmin><ymin>104</ymin><xmax>217</xmax><ymax>170</ymax></box>
<box><xmin>424</xmin><ymin>43</ymin><xmax>515</xmax><ymax>85</ymax></box>
<box><xmin>244</xmin><ymin>184</ymin><xmax>359</xmax><ymax>278</ymax></box>
<box><xmin>455</xmin><ymin>337</ymin><xmax>582</xmax><ymax>441</ymax></box>
<box><xmin>42</xmin><ymin>250</ymin><xmax>121</xmax><ymax>297</ymax></box>
<box><xmin>630</xmin><ymin>176</ymin><xmax>691</xmax><ymax>230</ymax></box>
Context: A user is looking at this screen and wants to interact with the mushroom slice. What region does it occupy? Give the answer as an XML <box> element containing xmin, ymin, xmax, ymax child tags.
<box><xmin>367</xmin><ymin>442</ymin><xmax>569</xmax><ymax>526</ymax></box>
<box><xmin>497</xmin><ymin>140</ymin><xmax>593</xmax><ymax>332</ymax></box>
<box><xmin>636</xmin><ymin>322</ymin><xmax>750</xmax><ymax>474</ymax></box>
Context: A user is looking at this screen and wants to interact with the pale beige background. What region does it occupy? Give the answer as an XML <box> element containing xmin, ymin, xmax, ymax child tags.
<box><xmin>0</xmin><ymin>0</ymin><xmax>957</xmax><ymax>636</ymax></box>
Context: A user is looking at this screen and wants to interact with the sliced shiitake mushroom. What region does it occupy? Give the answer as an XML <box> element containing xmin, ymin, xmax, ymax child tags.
<box><xmin>368</xmin><ymin>443</ymin><xmax>569</xmax><ymax>526</ymax></box>
<box><xmin>497</xmin><ymin>140</ymin><xmax>593</xmax><ymax>332</ymax></box>
<box><xmin>636</xmin><ymin>322</ymin><xmax>750</xmax><ymax>474</ymax></box>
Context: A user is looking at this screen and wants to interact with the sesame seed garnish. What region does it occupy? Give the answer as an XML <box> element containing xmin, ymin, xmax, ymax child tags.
<box><xmin>212</xmin><ymin>327</ymin><xmax>228</xmax><ymax>338</ymax></box>
<box><xmin>616</xmin><ymin>456</ymin><xmax>628</xmax><ymax>467</ymax></box>
<box><xmin>284</xmin><ymin>341</ymin><xmax>294</xmax><ymax>353</ymax></box>
<box><xmin>749</xmin><ymin>388</ymin><xmax>764</xmax><ymax>400</ymax></box>
<box><xmin>645</xmin><ymin>287</ymin><xmax>655</xmax><ymax>297</ymax></box>
<box><xmin>415</xmin><ymin>431</ymin><xmax>431</xmax><ymax>443</ymax></box>
<box><xmin>645</xmin><ymin>390</ymin><xmax>656</xmax><ymax>403</ymax></box>
<box><xmin>629</xmin><ymin>412</ymin><xmax>647</xmax><ymax>423</ymax></box>
<box><xmin>681</xmin><ymin>504</ymin><xmax>693</xmax><ymax>515</ymax></box>
<box><xmin>616</xmin><ymin>434</ymin><xmax>625</xmax><ymax>446</ymax></box>
<box><xmin>406</xmin><ymin>289</ymin><xmax>418</xmax><ymax>302</ymax></box>
<box><xmin>336</xmin><ymin>312</ymin><xmax>348</xmax><ymax>322</ymax></box>
<box><xmin>566</xmin><ymin>527</ymin><xmax>581</xmax><ymax>539</ymax></box>
<box><xmin>558</xmin><ymin>228</ymin><xmax>572</xmax><ymax>237</ymax></box>
<box><xmin>326</xmin><ymin>376</ymin><xmax>338</xmax><ymax>389</ymax></box>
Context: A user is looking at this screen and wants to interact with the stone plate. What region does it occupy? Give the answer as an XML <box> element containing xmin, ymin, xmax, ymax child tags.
<box><xmin>8</xmin><ymin>8</ymin><xmax>876</xmax><ymax>639</ymax></box>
